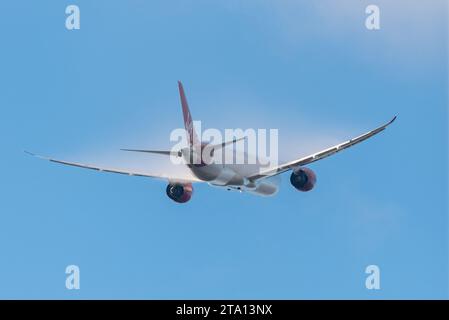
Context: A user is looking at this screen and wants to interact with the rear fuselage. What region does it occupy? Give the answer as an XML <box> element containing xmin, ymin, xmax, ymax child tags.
<box><xmin>182</xmin><ymin>147</ymin><xmax>279</xmax><ymax>196</ymax></box>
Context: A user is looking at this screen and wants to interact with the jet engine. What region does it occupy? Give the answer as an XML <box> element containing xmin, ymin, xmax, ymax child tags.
<box><xmin>166</xmin><ymin>183</ymin><xmax>193</xmax><ymax>203</ymax></box>
<box><xmin>290</xmin><ymin>167</ymin><xmax>316</xmax><ymax>192</ymax></box>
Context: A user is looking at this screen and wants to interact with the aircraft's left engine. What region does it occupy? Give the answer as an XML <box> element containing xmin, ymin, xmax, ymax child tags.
<box><xmin>166</xmin><ymin>183</ymin><xmax>193</xmax><ymax>203</ymax></box>
<box><xmin>290</xmin><ymin>167</ymin><xmax>316</xmax><ymax>192</ymax></box>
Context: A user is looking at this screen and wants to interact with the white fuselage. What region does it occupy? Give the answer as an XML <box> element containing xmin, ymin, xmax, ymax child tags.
<box><xmin>182</xmin><ymin>147</ymin><xmax>279</xmax><ymax>196</ymax></box>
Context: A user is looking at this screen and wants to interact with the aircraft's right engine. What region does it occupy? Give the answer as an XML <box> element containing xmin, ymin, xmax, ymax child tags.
<box><xmin>290</xmin><ymin>167</ymin><xmax>316</xmax><ymax>192</ymax></box>
<box><xmin>166</xmin><ymin>183</ymin><xmax>193</xmax><ymax>203</ymax></box>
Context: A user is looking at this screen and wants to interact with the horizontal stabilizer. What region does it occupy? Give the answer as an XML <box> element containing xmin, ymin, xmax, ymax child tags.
<box><xmin>120</xmin><ymin>149</ymin><xmax>181</xmax><ymax>157</ymax></box>
<box><xmin>207</xmin><ymin>136</ymin><xmax>246</xmax><ymax>150</ymax></box>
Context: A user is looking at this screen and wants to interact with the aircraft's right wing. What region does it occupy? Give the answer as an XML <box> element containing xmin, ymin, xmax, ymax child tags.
<box><xmin>25</xmin><ymin>151</ymin><xmax>202</xmax><ymax>183</ymax></box>
<box><xmin>247</xmin><ymin>116</ymin><xmax>397</xmax><ymax>182</ymax></box>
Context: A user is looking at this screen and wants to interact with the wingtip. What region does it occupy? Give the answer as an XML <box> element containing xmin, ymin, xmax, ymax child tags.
<box><xmin>390</xmin><ymin>115</ymin><xmax>397</xmax><ymax>124</ymax></box>
<box><xmin>384</xmin><ymin>115</ymin><xmax>397</xmax><ymax>127</ymax></box>
<box><xmin>24</xmin><ymin>150</ymin><xmax>49</xmax><ymax>161</ymax></box>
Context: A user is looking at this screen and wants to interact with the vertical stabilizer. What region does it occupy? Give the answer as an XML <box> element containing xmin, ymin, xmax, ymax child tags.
<box><xmin>178</xmin><ymin>81</ymin><xmax>200</xmax><ymax>148</ymax></box>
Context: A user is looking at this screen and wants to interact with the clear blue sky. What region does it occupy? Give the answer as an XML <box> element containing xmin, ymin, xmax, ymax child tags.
<box><xmin>0</xmin><ymin>0</ymin><xmax>447</xmax><ymax>299</ymax></box>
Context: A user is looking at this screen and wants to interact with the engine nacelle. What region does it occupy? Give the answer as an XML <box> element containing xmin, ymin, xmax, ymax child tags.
<box><xmin>290</xmin><ymin>167</ymin><xmax>316</xmax><ymax>192</ymax></box>
<box><xmin>166</xmin><ymin>183</ymin><xmax>193</xmax><ymax>203</ymax></box>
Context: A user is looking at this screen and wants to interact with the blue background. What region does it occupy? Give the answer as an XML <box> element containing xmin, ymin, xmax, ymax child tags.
<box><xmin>0</xmin><ymin>0</ymin><xmax>447</xmax><ymax>298</ymax></box>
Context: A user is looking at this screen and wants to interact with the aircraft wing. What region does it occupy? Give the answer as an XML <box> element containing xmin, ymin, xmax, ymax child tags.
<box><xmin>25</xmin><ymin>151</ymin><xmax>202</xmax><ymax>183</ymax></box>
<box><xmin>247</xmin><ymin>116</ymin><xmax>397</xmax><ymax>181</ymax></box>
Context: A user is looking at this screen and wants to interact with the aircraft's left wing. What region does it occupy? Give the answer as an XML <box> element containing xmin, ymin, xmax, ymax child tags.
<box><xmin>247</xmin><ymin>116</ymin><xmax>397</xmax><ymax>182</ymax></box>
<box><xmin>25</xmin><ymin>151</ymin><xmax>202</xmax><ymax>183</ymax></box>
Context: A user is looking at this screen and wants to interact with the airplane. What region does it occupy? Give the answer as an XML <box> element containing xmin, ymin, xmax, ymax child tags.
<box><xmin>26</xmin><ymin>81</ymin><xmax>396</xmax><ymax>203</ymax></box>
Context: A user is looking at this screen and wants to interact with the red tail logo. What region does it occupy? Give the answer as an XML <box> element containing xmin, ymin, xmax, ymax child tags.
<box><xmin>178</xmin><ymin>81</ymin><xmax>199</xmax><ymax>147</ymax></box>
